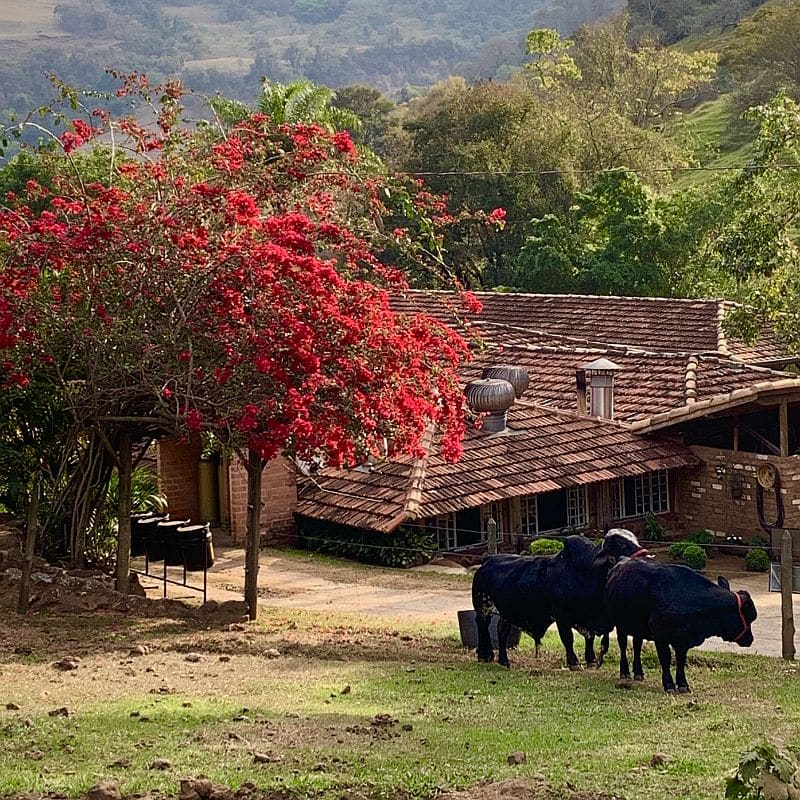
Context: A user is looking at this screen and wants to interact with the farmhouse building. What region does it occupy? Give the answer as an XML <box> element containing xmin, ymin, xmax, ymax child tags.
<box><xmin>159</xmin><ymin>292</ymin><xmax>800</xmax><ymax>552</ymax></box>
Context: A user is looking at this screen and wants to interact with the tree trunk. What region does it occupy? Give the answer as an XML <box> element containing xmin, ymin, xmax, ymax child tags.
<box><xmin>244</xmin><ymin>448</ymin><xmax>264</xmax><ymax>620</ymax></box>
<box><xmin>71</xmin><ymin>432</ymin><xmax>111</xmax><ymax>568</ymax></box>
<box><xmin>115</xmin><ymin>430</ymin><xmax>133</xmax><ymax>594</ymax></box>
<box><xmin>17</xmin><ymin>473</ymin><xmax>42</xmax><ymax>614</ymax></box>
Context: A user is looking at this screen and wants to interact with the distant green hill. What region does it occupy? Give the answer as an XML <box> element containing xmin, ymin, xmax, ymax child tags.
<box><xmin>0</xmin><ymin>0</ymin><xmax>623</xmax><ymax>120</ymax></box>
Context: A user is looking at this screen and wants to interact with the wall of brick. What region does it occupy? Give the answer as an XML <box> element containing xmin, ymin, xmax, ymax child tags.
<box><xmin>677</xmin><ymin>445</ymin><xmax>800</xmax><ymax>538</ymax></box>
<box><xmin>157</xmin><ymin>437</ymin><xmax>202</xmax><ymax>522</ymax></box>
<box><xmin>228</xmin><ymin>456</ymin><xmax>298</xmax><ymax>545</ymax></box>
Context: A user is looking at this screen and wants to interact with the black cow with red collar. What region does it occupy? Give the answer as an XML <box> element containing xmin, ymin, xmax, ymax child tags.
<box><xmin>605</xmin><ymin>558</ymin><xmax>757</xmax><ymax>693</ymax></box>
<box><xmin>471</xmin><ymin>528</ymin><xmax>648</xmax><ymax>669</ymax></box>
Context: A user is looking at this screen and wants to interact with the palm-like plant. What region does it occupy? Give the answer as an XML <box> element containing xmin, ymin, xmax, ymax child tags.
<box><xmin>258</xmin><ymin>79</ymin><xmax>361</xmax><ymax>133</ymax></box>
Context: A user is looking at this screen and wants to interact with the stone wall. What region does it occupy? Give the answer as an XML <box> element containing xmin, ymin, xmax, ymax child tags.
<box><xmin>677</xmin><ymin>445</ymin><xmax>800</xmax><ymax>538</ymax></box>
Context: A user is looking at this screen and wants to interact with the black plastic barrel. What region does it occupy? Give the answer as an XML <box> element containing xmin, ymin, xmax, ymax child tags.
<box><xmin>133</xmin><ymin>514</ymin><xmax>169</xmax><ymax>559</ymax></box>
<box><xmin>457</xmin><ymin>609</ymin><xmax>521</xmax><ymax>650</ymax></box>
<box><xmin>156</xmin><ymin>519</ymin><xmax>191</xmax><ymax>566</ymax></box>
<box><xmin>178</xmin><ymin>523</ymin><xmax>215</xmax><ymax>572</ymax></box>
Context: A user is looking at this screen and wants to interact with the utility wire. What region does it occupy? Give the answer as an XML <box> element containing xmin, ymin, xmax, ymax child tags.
<box><xmin>402</xmin><ymin>163</ymin><xmax>800</xmax><ymax>178</ymax></box>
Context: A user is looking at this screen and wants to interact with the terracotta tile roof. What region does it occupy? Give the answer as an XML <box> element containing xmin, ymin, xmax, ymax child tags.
<box><xmin>391</xmin><ymin>290</ymin><xmax>793</xmax><ymax>364</ymax></box>
<box><xmin>465</xmin><ymin>336</ymin><xmax>794</xmax><ymax>423</ymax></box>
<box><xmin>296</xmin><ymin>402</ymin><xmax>698</xmax><ymax>533</ymax></box>
<box><xmin>629</xmin><ymin>377</ymin><xmax>800</xmax><ymax>433</ymax></box>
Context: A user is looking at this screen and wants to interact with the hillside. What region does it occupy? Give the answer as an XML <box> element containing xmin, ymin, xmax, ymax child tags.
<box><xmin>0</xmin><ymin>0</ymin><xmax>622</xmax><ymax>119</ymax></box>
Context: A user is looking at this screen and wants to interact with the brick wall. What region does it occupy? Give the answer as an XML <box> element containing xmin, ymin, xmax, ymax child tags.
<box><xmin>678</xmin><ymin>445</ymin><xmax>800</xmax><ymax>538</ymax></box>
<box><xmin>228</xmin><ymin>456</ymin><xmax>298</xmax><ymax>544</ymax></box>
<box><xmin>157</xmin><ymin>437</ymin><xmax>202</xmax><ymax>522</ymax></box>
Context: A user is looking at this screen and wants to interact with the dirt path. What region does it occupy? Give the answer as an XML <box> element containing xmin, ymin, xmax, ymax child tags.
<box><xmin>136</xmin><ymin>541</ymin><xmax>798</xmax><ymax>659</ymax></box>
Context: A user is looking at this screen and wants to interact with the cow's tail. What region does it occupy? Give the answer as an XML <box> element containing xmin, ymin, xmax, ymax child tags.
<box><xmin>472</xmin><ymin>573</ymin><xmax>495</xmax><ymax>662</ymax></box>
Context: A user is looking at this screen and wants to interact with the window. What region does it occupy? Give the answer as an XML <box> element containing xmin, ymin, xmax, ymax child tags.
<box><xmin>426</xmin><ymin>513</ymin><xmax>457</xmax><ymax>551</ymax></box>
<box><xmin>566</xmin><ymin>486</ymin><xmax>588</xmax><ymax>528</ymax></box>
<box><xmin>520</xmin><ymin>486</ymin><xmax>587</xmax><ymax>534</ymax></box>
<box><xmin>613</xmin><ymin>470</ymin><xmax>669</xmax><ymax>518</ymax></box>
<box><xmin>521</xmin><ymin>495</ymin><xmax>537</xmax><ymax>536</ymax></box>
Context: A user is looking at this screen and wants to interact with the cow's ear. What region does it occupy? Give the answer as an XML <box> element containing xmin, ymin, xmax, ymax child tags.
<box><xmin>717</xmin><ymin>576</ymin><xmax>731</xmax><ymax>591</ymax></box>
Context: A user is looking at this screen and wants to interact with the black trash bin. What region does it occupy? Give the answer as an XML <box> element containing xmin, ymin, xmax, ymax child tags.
<box><xmin>156</xmin><ymin>519</ymin><xmax>191</xmax><ymax>566</ymax></box>
<box><xmin>133</xmin><ymin>514</ymin><xmax>169</xmax><ymax>560</ymax></box>
<box><xmin>457</xmin><ymin>609</ymin><xmax>521</xmax><ymax>650</ymax></box>
<box><xmin>130</xmin><ymin>512</ymin><xmax>166</xmax><ymax>557</ymax></box>
<box><xmin>178</xmin><ymin>523</ymin><xmax>215</xmax><ymax>572</ymax></box>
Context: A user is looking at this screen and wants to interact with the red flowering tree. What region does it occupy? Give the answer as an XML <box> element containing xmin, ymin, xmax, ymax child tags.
<box><xmin>0</xmin><ymin>77</ymin><xmax>475</xmax><ymax>616</ymax></box>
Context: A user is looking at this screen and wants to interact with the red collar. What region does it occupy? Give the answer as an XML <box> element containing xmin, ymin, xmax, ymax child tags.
<box><xmin>732</xmin><ymin>592</ymin><xmax>750</xmax><ymax>642</ymax></box>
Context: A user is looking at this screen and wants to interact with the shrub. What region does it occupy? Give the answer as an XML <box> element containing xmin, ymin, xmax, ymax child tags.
<box><xmin>682</xmin><ymin>543</ymin><xmax>707</xmax><ymax>571</ymax></box>
<box><xmin>748</xmin><ymin>535</ymin><xmax>769</xmax><ymax>549</ymax></box>
<box><xmin>745</xmin><ymin>547</ymin><xmax>770</xmax><ymax>572</ymax></box>
<box><xmin>687</xmin><ymin>529</ymin><xmax>713</xmax><ymax>545</ymax></box>
<box><xmin>644</xmin><ymin>512</ymin><xmax>667</xmax><ymax>542</ymax></box>
<box><xmin>726</xmin><ymin>740</ymin><xmax>800</xmax><ymax>799</ymax></box>
<box><xmin>668</xmin><ymin>541</ymin><xmax>690</xmax><ymax>560</ymax></box>
<box><xmin>529</xmin><ymin>538</ymin><xmax>564</xmax><ymax>556</ymax></box>
<box><xmin>299</xmin><ymin>520</ymin><xmax>436</xmax><ymax>568</ymax></box>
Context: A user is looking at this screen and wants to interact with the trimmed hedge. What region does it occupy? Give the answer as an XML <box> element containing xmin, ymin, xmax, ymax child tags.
<box><xmin>745</xmin><ymin>547</ymin><xmax>770</xmax><ymax>572</ymax></box>
<box><xmin>529</xmin><ymin>537</ymin><xmax>564</xmax><ymax>556</ymax></box>
<box><xmin>683</xmin><ymin>543</ymin><xmax>707</xmax><ymax>571</ymax></box>
<box><xmin>668</xmin><ymin>541</ymin><xmax>690</xmax><ymax>560</ymax></box>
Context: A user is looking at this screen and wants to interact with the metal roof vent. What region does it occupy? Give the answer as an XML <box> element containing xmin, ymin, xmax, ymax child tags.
<box><xmin>480</xmin><ymin>365</ymin><xmax>530</xmax><ymax>399</ymax></box>
<box><xmin>464</xmin><ymin>379</ymin><xmax>516</xmax><ymax>433</ymax></box>
<box><xmin>583</xmin><ymin>357</ymin><xmax>620</xmax><ymax>419</ymax></box>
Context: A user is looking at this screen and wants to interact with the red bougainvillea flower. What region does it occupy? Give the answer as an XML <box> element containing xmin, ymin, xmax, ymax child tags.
<box><xmin>0</xmin><ymin>74</ymin><xmax>473</xmax><ymax>470</ymax></box>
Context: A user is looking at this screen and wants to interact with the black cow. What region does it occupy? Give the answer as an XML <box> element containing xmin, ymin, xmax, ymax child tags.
<box><xmin>605</xmin><ymin>558</ymin><xmax>758</xmax><ymax>693</ymax></box>
<box><xmin>471</xmin><ymin>529</ymin><xmax>648</xmax><ymax>669</ymax></box>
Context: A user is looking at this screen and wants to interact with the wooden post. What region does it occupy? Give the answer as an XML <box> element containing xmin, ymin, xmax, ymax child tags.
<box><xmin>779</xmin><ymin>400</ymin><xmax>789</xmax><ymax>457</ymax></box>
<box><xmin>115</xmin><ymin>430</ymin><xmax>133</xmax><ymax>594</ymax></box>
<box><xmin>17</xmin><ymin>474</ymin><xmax>41</xmax><ymax>614</ymax></box>
<box><xmin>487</xmin><ymin>517</ymin><xmax>498</xmax><ymax>555</ymax></box>
<box><xmin>732</xmin><ymin>416</ymin><xmax>739</xmax><ymax>452</ymax></box>
<box><xmin>781</xmin><ymin>529</ymin><xmax>795</xmax><ymax>660</ymax></box>
<box><xmin>244</xmin><ymin>448</ymin><xmax>264</xmax><ymax>621</ymax></box>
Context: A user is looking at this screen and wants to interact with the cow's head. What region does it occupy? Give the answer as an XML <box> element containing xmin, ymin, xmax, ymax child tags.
<box><xmin>593</xmin><ymin>528</ymin><xmax>648</xmax><ymax>571</ymax></box>
<box><xmin>603</xmin><ymin>529</ymin><xmax>649</xmax><ymax>560</ymax></box>
<box><xmin>718</xmin><ymin>577</ymin><xmax>758</xmax><ymax>647</ymax></box>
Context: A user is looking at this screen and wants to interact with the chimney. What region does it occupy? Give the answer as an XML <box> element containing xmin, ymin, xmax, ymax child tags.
<box><xmin>576</xmin><ymin>368</ymin><xmax>587</xmax><ymax>415</ymax></box>
<box><xmin>583</xmin><ymin>358</ymin><xmax>620</xmax><ymax>419</ymax></box>
<box><xmin>464</xmin><ymin>378</ymin><xmax>516</xmax><ymax>433</ymax></box>
<box><xmin>480</xmin><ymin>365</ymin><xmax>530</xmax><ymax>399</ymax></box>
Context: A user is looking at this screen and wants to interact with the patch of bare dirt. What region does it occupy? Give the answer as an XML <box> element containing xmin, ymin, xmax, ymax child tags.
<box><xmin>1</xmin><ymin>778</ymin><xmax>617</xmax><ymax>800</ymax></box>
<box><xmin>421</xmin><ymin>778</ymin><xmax>617</xmax><ymax>800</ymax></box>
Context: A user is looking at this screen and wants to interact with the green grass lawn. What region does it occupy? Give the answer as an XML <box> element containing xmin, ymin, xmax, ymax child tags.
<box><xmin>2</xmin><ymin>606</ymin><xmax>799</xmax><ymax>800</ymax></box>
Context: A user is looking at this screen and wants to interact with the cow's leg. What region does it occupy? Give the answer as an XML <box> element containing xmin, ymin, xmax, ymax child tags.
<box><xmin>583</xmin><ymin>632</ymin><xmax>598</xmax><ymax>667</ymax></box>
<box><xmin>674</xmin><ymin>645</ymin><xmax>691</xmax><ymax>693</ymax></box>
<box><xmin>654</xmin><ymin>640</ymin><xmax>676</xmax><ymax>694</ymax></box>
<box><xmin>617</xmin><ymin>630</ymin><xmax>631</xmax><ymax>685</ymax></box>
<box><xmin>497</xmin><ymin>617</ymin><xmax>512</xmax><ymax>668</ymax></box>
<box><xmin>556</xmin><ymin>620</ymin><xmax>582</xmax><ymax>671</ymax></box>
<box><xmin>474</xmin><ymin>601</ymin><xmax>495</xmax><ymax>663</ymax></box>
<box><xmin>596</xmin><ymin>632</ymin><xmax>610</xmax><ymax>669</ymax></box>
<box><xmin>632</xmin><ymin>637</ymin><xmax>645</xmax><ymax>682</ymax></box>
